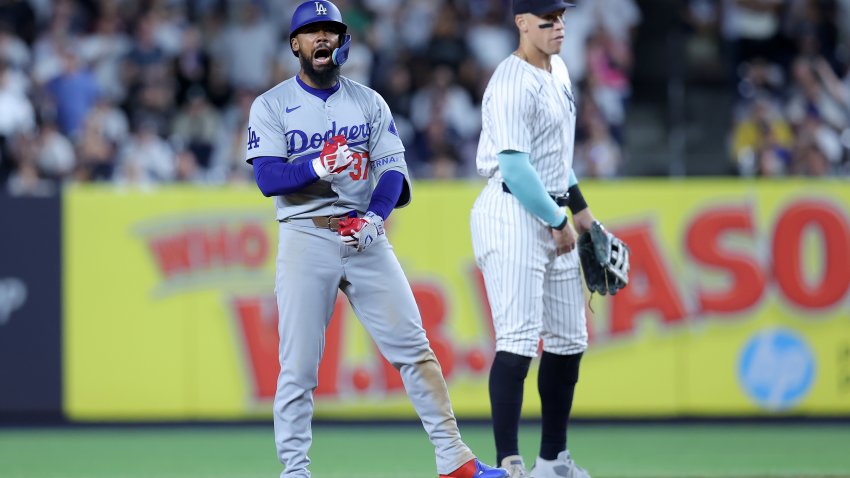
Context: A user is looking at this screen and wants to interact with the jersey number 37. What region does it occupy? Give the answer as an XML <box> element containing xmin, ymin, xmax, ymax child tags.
<box><xmin>349</xmin><ymin>152</ymin><xmax>368</xmax><ymax>180</ymax></box>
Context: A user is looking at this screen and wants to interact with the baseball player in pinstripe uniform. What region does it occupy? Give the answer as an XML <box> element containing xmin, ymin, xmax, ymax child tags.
<box><xmin>245</xmin><ymin>2</ymin><xmax>508</xmax><ymax>478</ymax></box>
<box><xmin>470</xmin><ymin>1</ymin><xmax>603</xmax><ymax>477</ymax></box>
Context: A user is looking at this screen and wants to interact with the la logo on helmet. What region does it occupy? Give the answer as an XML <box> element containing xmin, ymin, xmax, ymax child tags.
<box><xmin>315</xmin><ymin>2</ymin><xmax>327</xmax><ymax>15</ymax></box>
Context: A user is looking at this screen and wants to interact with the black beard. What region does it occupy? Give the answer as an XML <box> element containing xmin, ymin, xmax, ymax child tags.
<box><xmin>299</xmin><ymin>53</ymin><xmax>340</xmax><ymax>88</ymax></box>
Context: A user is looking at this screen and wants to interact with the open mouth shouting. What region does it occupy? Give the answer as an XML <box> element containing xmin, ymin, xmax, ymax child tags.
<box><xmin>313</xmin><ymin>45</ymin><xmax>333</xmax><ymax>67</ymax></box>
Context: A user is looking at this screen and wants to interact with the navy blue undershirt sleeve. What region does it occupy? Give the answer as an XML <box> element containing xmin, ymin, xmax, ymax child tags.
<box><xmin>367</xmin><ymin>170</ymin><xmax>403</xmax><ymax>220</ymax></box>
<box><xmin>252</xmin><ymin>155</ymin><xmax>403</xmax><ymax>219</ymax></box>
<box><xmin>252</xmin><ymin>156</ymin><xmax>318</xmax><ymax>197</ymax></box>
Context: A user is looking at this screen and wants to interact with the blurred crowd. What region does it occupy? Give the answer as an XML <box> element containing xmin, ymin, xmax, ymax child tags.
<box><xmin>685</xmin><ymin>0</ymin><xmax>850</xmax><ymax>177</ymax></box>
<box><xmin>0</xmin><ymin>0</ymin><xmax>641</xmax><ymax>196</ymax></box>
<box><xmin>6</xmin><ymin>0</ymin><xmax>850</xmax><ymax>197</ymax></box>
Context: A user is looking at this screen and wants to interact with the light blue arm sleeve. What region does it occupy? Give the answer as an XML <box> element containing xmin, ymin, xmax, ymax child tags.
<box><xmin>569</xmin><ymin>169</ymin><xmax>578</xmax><ymax>187</ymax></box>
<box><xmin>499</xmin><ymin>151</ymin><xmax>568</xmax><ymax>228</ymax></box>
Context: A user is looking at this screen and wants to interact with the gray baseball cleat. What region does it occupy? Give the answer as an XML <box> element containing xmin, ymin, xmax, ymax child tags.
<box><xmin>500</xmin><ymin>455</ymin><xmax>530</xmax><ymax>478</ymax></box>
<box><xmin>528</xmin><ymin>451</ymin><xmax>590</xmax><ymax>478</ymax></box>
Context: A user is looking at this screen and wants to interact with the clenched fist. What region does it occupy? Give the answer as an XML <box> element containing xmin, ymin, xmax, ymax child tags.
<box><xmin>338</xmin><ymin>211</ymin><xmax>384</xmax><ymax>252</ymax></box>
<box><xmin>312</xmin><ymin>135</ymin><xmax>354</xmax><ymax>178</ymax></box>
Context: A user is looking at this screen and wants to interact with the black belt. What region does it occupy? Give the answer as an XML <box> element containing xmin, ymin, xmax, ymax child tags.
<box><xmin>502</xmin><ymin>182</ymin><xmax>569</xmax><ymax>207</ymax></box>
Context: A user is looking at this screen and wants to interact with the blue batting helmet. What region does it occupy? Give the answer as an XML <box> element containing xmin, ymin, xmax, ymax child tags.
<box><xmin>289</xmin><ymin>1</ymin><xmax>347</xmax><ymax>42</ymax></box>
<box><xmin>288</xmin><ymin>0</ymin><xmax>351</xmax><ymax>65</ymax></box>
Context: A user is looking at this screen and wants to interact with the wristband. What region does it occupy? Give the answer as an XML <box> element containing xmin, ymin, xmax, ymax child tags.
<box><xmin>567</xmin><ymin>184</ymin><xmax>588</xmax><ymax>214</ymax></box>
<box><xmin>552</xmin><ymin>215</ymin><xmax>568</xmax><ymax>230</ymax></box>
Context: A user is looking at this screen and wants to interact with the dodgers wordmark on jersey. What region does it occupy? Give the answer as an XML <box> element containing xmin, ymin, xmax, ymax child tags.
<box><xmin>246</xmin><ymin>76</ymin><xmax>411</xmax><ymax>220</ymax></box>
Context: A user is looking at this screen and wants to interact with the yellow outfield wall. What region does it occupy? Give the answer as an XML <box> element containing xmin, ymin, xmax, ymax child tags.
<box><xmin>63</xmin><ymin>180</ymin><xmax>850</xmax><ymax>420</ymax></box>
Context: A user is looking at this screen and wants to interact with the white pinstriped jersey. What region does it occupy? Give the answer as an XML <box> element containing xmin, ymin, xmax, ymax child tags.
<box><xmin>246</xmin><ymin>76</ymin><xmax>410</xmax><ymax>221</ymax></box>
<box><xmin>470</xmin><ymin>53</ymin><xmax>587</xmax><ymax>358</ymax></box>
<box><xmin>470</xmin><ymin>184</ymin><xmax>587</xmax><ymax>357</ymax></box>
<box><xmin>476</xmin><ymin>54</ymin><xmax>576</xmax><ymax>196</ymax></box>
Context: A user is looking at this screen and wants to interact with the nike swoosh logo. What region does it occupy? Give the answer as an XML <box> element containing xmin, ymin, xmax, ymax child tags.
<box><xmin>285</xmin><ymin>105</ymin><xmax>301</xmax><ymax>113</ymax></box>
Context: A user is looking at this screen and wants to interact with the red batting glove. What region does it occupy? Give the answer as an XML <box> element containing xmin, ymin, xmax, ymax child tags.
<box><xmin>338</xmin><ymin>216</ymin><xmax>367</xmax><ymax>238</ymax></box>
<box><xmin>337</xmin><ymin>212</ymin><xmax>383</xmax><ymax>252</ymax></box>
<box><xmin>312</xmin><ymin>134</ymin><xmax>354</xmax><ymax>178</ymax></box>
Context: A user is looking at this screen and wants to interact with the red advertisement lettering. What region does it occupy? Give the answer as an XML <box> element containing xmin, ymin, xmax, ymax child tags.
<box><xmin>149</xmin><ymin>234</ymin><xmax>191</xmax><ymax>278</ymax></box>
<box><xmin>609</xmin><ymin>224</ymin><xmax>688</xmax><ymax>336</ymax></box>
<box><xmin>236</xmin><ymin>224</ymin><xmax>268</xmax><ymax>268</ymax></box>
<box><xmin>413</xmin><ymin>283</ymin><xmax>455</xmax><ymax>378</ymax></box>
<box><xmin>201</xmin><ymin>227</ymin><xmax>231</xmax><ymax>268</ymax></box>
<box><xmin>469</xmin><ymin>265</ymin><xmax>497</xmax><ymax>341</ymax></box>
<box><xmin>232</xmin><ymin>296</ymin><xmax>278</xmax><ymax>400</ymax></box>
<box><xmin>315</xmin><ymin>296</ymin><xmax>347</xmax><ymax>396</ymax></box>
<box><xmin>147</xmin><ymin>222</ymin><xmax>269</xmax><ymax>281</ymax></box>
<box><xmin>686</xmin><ymin>206</ymin><xmax>766</xmax><ymax>314</ymax></box>
<box><xmin>773</xmin><ymin>200</ymin><xmax>850</xmax><ymax>309</ymax></box>
<box><xmin>233</xmin><ymin>294</ymin><xmax>347</xmax><ymax>401</ymax></box>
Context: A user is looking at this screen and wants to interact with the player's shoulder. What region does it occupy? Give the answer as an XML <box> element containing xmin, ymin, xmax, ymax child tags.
<box><xmin>487</xmin><ymin>55</ymin><xmax>538</xmax><ymax>92</ymax></box>
<box><xmin>491</xmin><ymin>55</ymin><xmax>529</xmax><ymax>79</ymax></box>
<box><xmin>254</xmin><ymin>77</ymin><xmax>299</xmax><ymax>106</ymax></box>
<box><xmin>338</xmin><ymin>76</ymin><xmax>392</xmax><ymax>111</ymax></box>
<box><xmin>338</xmin><ymin>75</ymin><xmax>369</xmax><ymax>91</ymax></box>
<box><xmin>339</xmin><ymin>76</ymin><xmax>383</xmax><ymax>100</ymax></box>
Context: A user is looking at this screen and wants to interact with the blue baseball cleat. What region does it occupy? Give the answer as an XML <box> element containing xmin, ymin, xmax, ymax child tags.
<box><xmin>475</xmin><ymin>459</ymin><xmax>510</xmax><ymax>477</ymax></box>
<box><xmin>440</xmin><ymin>458</ymin><xmax>509</xmax><ymax>478</ymax></box>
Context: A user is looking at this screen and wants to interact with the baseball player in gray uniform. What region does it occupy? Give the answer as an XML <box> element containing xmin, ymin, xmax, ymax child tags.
<box><xmin>470</xmin><ymin>1</ymin><xmax>603</xmax><ymax>477</ymax></box>
<box><xmin>246</xmin><ymin>2</ymin><xmax>508</xmax><ymax>478</ymax></box>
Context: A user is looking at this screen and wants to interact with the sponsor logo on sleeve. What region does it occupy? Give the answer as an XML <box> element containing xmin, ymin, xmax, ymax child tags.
<box><xmin>373</xmin><ymin>156</ymin><xmax>400</xmax><ymax>168</ymax></box>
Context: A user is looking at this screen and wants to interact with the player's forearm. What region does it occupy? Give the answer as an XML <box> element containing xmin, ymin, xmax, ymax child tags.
<box><xmin>498</xmin><ymin>151</ymin><xmax>567</xmax><ymax>228</ymax></box>
<box><xmin>252</xmin><ymin>156</ymin><xmax>319</xmax><ymax>197</ymax></box>
<box><xmin>572</xmin><ymin>208</ymin><xmax>596</xmax><ymax>235</ymax></box>
<box><xmin>366</xmin><ymin>170</ymin><xmax>403</xmax><ymax>220</ymax></box>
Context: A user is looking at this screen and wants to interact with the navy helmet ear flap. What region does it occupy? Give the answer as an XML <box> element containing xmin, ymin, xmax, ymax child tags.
<box><xmin>332</xmin><ymin>34</ymin><xmax>351</xmax><ymax>66</ymax></box>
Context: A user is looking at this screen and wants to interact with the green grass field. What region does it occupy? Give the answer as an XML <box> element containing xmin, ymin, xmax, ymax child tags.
<box><xmin>1</xmin><ymin>423</ymin><xmax>849</xmax><ymax>478</ymax></box>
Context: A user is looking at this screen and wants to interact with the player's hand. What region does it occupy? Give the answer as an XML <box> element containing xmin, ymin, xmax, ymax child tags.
<box><xmin>551</xmin><ymin>220</ymin><xmax>577</xmax><ymax>256</ymax></box>
<box><xmin>338</xmin><ymin>211</ymin><xmax>384</xmax><ymax>252</ymax></box>
<box><xmin>312</xmin><ymin>135</ymin><xmax>355</xmax><ymax>178</ymax></box>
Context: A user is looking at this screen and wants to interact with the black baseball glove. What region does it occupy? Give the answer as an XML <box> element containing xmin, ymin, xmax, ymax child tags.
<box><xmin>578</xmin><ymin>221</ymin><xmax>630</xmax><ymax>295</ymax></box>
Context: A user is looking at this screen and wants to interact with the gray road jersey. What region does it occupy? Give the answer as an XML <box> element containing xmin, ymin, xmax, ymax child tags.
<box><xmin>476</xmin><ymin>54</ymin><xmax>576</xmax><ymax>195</ymax></box>
<box><xmin>246</xmin><ymin>76</ymin><xmax>409</xmax><ymax>220</ymax></box>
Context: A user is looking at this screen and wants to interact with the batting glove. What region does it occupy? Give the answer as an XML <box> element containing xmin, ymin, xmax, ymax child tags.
<box><xmin>312</xmin><ymin>135</ymin><xmax>354</xmax><ymax>178</ymax></box>
<box><xmin>338</xmin><ymin>211</ymin><xmax>384</xmax><ymax>252</ymax></box>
